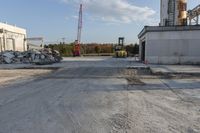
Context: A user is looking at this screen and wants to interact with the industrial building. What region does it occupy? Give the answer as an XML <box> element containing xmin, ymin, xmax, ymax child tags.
<box><xmin>138</xmin><ymin>0</ymin><xmax>200</xmax><ymax>64</ymax></box>
<box><xmin>0</xmin><ymin>22</ymin><xmax>27</xmax><ymax>52</ymax></box>
<box><xmin>27</xmin><ymin>37</ymin><xmax>44</xmax><ymax>50</ymax></box>
<box><xmin>160</xmin><ymin>0</ymin><xmax>187</xmax><ymax>26</ymax></box>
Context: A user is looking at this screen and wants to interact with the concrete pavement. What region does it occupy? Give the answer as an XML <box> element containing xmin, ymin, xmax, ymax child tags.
<box><xmin>0</xmin><ymin>57</ymin><xmax>199</xmax><ymax>133</ymax></box>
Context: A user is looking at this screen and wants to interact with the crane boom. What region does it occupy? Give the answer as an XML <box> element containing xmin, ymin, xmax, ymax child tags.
<box><xmin>73</xmin><ymin>4</ymin><xmax>83</xmax><ymax>56</ymax></box>
<box><xmin>77</xmin><ymin>4</ymin><xmax>82</xmax><ymax>44</ymax></box>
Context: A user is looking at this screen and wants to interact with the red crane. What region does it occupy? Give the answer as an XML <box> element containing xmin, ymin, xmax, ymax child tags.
<box><xmin>73</xmin><ymin>4</ymin><xmax>83</xmax><ymax>56</ymax></box>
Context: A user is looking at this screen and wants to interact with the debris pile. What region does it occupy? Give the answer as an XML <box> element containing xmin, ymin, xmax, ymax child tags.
<box><xmin>0</xmin><ymin>49</ymin><xmax>62</xmax><ymax>65</ymax></box>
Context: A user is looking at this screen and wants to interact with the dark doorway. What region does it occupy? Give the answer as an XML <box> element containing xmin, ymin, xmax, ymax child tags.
<box><xmin>141</xmin><ymin>41</ymin><xmax>145</xmax><ymax>61</ymax></box>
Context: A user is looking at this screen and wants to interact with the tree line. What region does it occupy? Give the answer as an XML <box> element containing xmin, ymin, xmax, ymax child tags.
<box><xmin>44</xmin><ymin>43</ymin><xmax>139</xmax><ymax>57</ymax></box>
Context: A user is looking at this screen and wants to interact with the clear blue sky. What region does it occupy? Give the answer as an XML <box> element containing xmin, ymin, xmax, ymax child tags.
<box><xmin>0</xmin><ymin>0</ymin><xmax>199</xmax><ymax>44</ymax></box>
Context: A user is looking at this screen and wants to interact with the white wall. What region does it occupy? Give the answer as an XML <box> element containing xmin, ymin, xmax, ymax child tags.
<box><xmin>140</xmin><ymin>30</ymin><xmax>200</xmax><ymax>64</ymax></box>
<box><xmin>0</xmin><ymin>22</ymin><xmax>27</xmax><ymax>52</ymax></box>
<box><xmin>0</xmin><ymin>23</ymin><xmax>26</xmax><ymax>35</ymax></box>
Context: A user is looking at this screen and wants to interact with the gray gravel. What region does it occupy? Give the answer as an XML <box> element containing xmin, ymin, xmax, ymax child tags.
<box><xmin>0</xmin><ymin>57</ymin><xmax>199</xmax><ymax>133</ymax></box>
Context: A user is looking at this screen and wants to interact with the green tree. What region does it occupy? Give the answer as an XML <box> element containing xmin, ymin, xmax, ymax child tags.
<box><xmin>94</xmin><ymin>45</ymin><xmax>101</xmax><ymax>54</ymax></box>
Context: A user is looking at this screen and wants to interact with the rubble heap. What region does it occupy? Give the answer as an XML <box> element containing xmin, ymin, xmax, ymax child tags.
<box><xmin>0</xmin><ymin>49</ymin><xmax>62</xmax><ymax>65</ymax></box>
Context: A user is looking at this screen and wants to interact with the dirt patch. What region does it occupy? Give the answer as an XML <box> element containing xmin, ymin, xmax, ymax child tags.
<box><xmin>122</xmin><ymin>68</ymin><xmax>147</xmax><ymax>85</ymax></box>
<box><xmin>126</xmin><ymin>77</ymin><xmax>145</xmax><ymax>85</ymax></box>
<box><xmin>0</xmin><ymin>69</ymin><xmax>55</xmax><ymax>86</ymax></box>
<box><xmin>122</xmin><ymin>68</ymin><xmax>151</xmax><ymax>76</ymax></box>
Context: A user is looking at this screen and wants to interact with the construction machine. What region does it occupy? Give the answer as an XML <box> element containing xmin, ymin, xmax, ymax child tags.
<box><xmin>73</xmin><ymin>40</ymin><xmax>81</xmax><ymax>56</ymax></box>
<box><xmin>114</xmin><ymin>37</ymin><xmax>127</xmax><ymax>58</ymax></box>
<box><xmin>73</xmin><ymin>4</ymin><xmax>82</xmax><ymax>57</ymax></box>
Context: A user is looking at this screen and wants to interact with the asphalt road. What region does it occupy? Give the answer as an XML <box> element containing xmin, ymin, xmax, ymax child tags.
<box><xmin>0</xmin><ymin>57</ymin><xmax>199</xmax><ymax>133</ymax></box>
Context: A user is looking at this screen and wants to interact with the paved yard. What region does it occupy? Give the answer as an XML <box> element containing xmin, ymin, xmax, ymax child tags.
<box><xmin>0</xmin><ymin>57</ymin><xmax>199</xmax><ymax>133</ymax></box>
<box><xmin>150</xmin><ymin>65</ymin><xmax>200</xmax><ymax>75</ymax></box>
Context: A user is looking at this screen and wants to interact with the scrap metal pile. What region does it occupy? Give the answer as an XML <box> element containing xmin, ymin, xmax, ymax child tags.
<box><xmin>0</xmin><ymin>49</ymin><xmax>62</xmax><ymax>65</ymax></box>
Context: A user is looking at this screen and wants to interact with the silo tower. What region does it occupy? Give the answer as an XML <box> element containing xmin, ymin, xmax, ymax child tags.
<box><xmin>160</xmin><ymin>0</ymin><xmax>187</xmax><ymax>26</ymax></box>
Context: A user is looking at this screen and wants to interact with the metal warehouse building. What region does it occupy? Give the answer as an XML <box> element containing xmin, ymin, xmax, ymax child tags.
<box><xmin>0</xmin><ymin>22</ymin><xmax>27</xmax><ymax>52</ymax></box>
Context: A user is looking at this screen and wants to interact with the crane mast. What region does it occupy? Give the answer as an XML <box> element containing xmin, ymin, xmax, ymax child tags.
<box><xmin>73</xmin><ymin>4</ymin><xmax>83</xmax><ymax>56</ymax></box>
<box><xmin>77</xmin><ymin>4</ymin><xmax>82</xmax><ymax>44</ymax></box>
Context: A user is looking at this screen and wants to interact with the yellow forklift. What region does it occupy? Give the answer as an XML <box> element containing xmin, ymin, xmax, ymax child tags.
<box><xmin>114</xmin><ymin>37</ymin><xmax>127</xmax><ymax>58</ymax></box>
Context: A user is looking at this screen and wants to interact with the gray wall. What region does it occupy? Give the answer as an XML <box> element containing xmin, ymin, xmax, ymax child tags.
<box><xmin>139</xmin><ymin>30</ymin><xmax>200</xmax><ymax>64</ymax></box>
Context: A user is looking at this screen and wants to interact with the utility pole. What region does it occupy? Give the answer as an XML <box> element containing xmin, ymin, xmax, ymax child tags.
<box><xmin>62</xmin><ymin>37</ymin><xmax>66</xmax><ymax>44</ymax></box>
